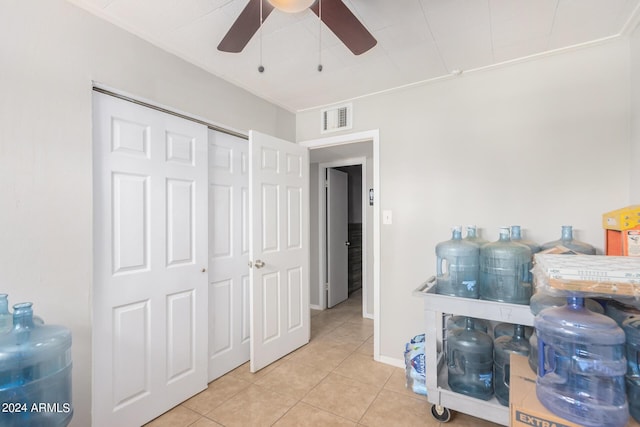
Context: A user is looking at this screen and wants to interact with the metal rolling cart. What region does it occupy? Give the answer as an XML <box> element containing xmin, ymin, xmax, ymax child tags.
<box><xmin>414</xmin><ymin>277</ymin><xmax>535</xmax><ymax>425</ymax></box>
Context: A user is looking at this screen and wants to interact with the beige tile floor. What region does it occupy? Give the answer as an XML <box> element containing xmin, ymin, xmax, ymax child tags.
<box><xmin>145</xmin><ymin>291</ymin><xmax>500</xmax><ymax>426</ymax></box>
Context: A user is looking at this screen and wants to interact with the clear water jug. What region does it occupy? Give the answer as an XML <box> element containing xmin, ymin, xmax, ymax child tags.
<box><xmin>606</xmin><ymin>300</ymin><xmax>640</xmax><ymax>326</ymax></box>
<box><xmin>436</xmin><ymin>226</ymin><xmax>480</xmax><ymax>298</ymax></box>
<box><xmin>493</xmin><ymin>322</ymin><xmax>532</xmax><ymax>340</ymax></box>
<box><xmin>494</xmin><ymin>324</ymin><xmax>530</xmax><ymax>406</ymax></box>
<box><xmin>446</xmin><ymin>316</ymin><xmax>489</xmax><ymax>334</ymax></box>
<box><xmin>0</xmin><ymin>303</ymin><xmax>73</xmax><ymax>427</ymax></box>
<box><xmin>536</xmin><ymin>296</ymin><xmax>628</xmax><ymax>427</ymax></box>
<box><xmin>0</xmin><ymin>294</ymin><xmax>12</xmax><ymax>334</ymax></box>
<box><xmin>479</xmin><ymin>227</ymin><xmax>532</xmax><ymax>304</ymax></box>
<box><xmin>540</xmin><ymin>225</ymin><xmax>596</xmax><ymax>254</ymax></box>
<box><xmin>447</xmin><ymin>317</ymin><xmax>493</xmax><ymax>400</ymax></box>
<box><xmin>623</xmin><ymin>317</ymin><xmax>640</xmax><ymax>423</ymax></box>
<box><xmin>464</xmin><ymin>225</ymin><xmax>488</xmax><ymax>247</ymax></box>
<box><xmin>510</xmin><ymin>225</ymin><xmax>540</xmax><ymax>254</ymax></box>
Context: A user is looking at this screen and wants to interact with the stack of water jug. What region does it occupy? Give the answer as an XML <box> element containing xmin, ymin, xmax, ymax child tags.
<box><xmin>435</xmin><ymin>224</ymin><xmax>640</xmax><ymax>427</ymax></box>
<box><xmin>0</xmin><ymin>294</ymin><xmax>73</xmax><ymax>427</ymax></box>
<box><xmin>445</xmin><ymin>315</ymin><xmax>532</xmax><ymax>406</ymax></box>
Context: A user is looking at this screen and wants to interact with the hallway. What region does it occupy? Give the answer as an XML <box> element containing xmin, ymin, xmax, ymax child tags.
<box><xmin>145</xmin><ymin>291</ymin><xmax>498</xmax><ymax>426</ymax></box>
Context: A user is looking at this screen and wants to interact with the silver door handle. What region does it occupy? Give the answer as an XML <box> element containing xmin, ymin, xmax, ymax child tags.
<box><xmin>345</xmin><ymin>241</ymin><xmax>351</xmax><ymax>246</ymax></box>
<box><xmin>254</xmin><ymin>260</ymin><xmax>265</xmax><ymax>269</ymax></box>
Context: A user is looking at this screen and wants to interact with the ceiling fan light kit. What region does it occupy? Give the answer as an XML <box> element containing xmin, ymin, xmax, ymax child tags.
<box><xmin>218</xmin><ymin>0</ymin><xmax>377</xmax><ymax>56</ymax></box>
<box><xmin>267</xmin><ymin>0</ymin><xmax>315</xmax><ymax>13</ymax></box>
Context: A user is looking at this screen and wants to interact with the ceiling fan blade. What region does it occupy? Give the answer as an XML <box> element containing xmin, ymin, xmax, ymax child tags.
<box><xmin>218</xmin><ymin>0</ymin><xmax>274</xmax><ymax>53</ymax></box>
<box><xmin>310</xmin><ymin>0</ymin><xmax>376</xmax><ymax>55</ymax></box>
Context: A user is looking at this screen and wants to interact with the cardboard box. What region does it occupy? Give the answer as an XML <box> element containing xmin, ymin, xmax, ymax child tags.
<box><xmin>606</xmin><ymin>227</ymin><xmax>640</xmax><ymax>257</ymax></box>
<box><xmin>533</xmin><ymin>254</ymin><xmax>640</xmax><ymax>297</ymax></box>
<box><xmin>537</xmin><ymin>245</ymin><xmax>584</xmax><ymax>255</ymax></box>
<box><xmin>603</xmin><ymin>205</ymin><xmax>640</xmax><ymax>231</ymax></box>
<box><xmin>510</xmin><ymin>354</ymin><xmax>639</xmax><ymax>427</ymax></box>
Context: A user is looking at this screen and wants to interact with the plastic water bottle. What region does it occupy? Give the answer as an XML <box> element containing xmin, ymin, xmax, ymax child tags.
<box><xmin>404</xmin><ymin>334</ymin><xmax>426</xmax><ymax>396</ymax></box>
<box><xmin>494</xmin><ymin>324</ymin><xmax>530</xmax><ymax>406</ymax></box>
<box><xmin>623</xmin><ymin>317</ymin><xmax>640</xmax><ymax>423</ymax></box>
<box><xmin>0</xmin><ymin>294</ymin><xmax>12</xmax><ymax>334</ymax></box>
<box><xmin>464</xmin><ymin>225</ymin><xmax>488</xmax><ymax>247</ymax></box>
<box><xmin>436</xmin><ymin>226</ymin><xmax>479</xmax><ymax>298</ymax></box>
<box><xmin>0</xmin><ymin>302</ymin><xmax>73</xmax><ymax>427</ymax></box>
<box><xmin>540</xmin><ymin>225</ymin><xmax>596</xmax><ymax>254</ymax></box>
<box><xmin>510</xmin><ymin>225</ymin><xmax>540</xmax><ymax>254</ymax></box>
<box><xmin>447</xmin><ymin>317</ymin><xmax>493</xmax><ymax>400</ymax></box>
<box><xmin>493</xmin><ymin>322</ymin><xmax>532</xmax><ymax>340</ymax></box>
<box><xmin>479</xmin><ymin>227</ymin><xmax>532</xmax><ymax>304</ymax></box>
<box><xmin>536</xmin><ymin>296</ymin><xmax>628</xmax><ymax>427</ymax></box>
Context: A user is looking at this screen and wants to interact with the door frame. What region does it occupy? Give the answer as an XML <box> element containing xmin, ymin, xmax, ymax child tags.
<box><xmin>319</xmin><ymin>159</ymin><xmax>367</xmax><ymax>312</ymax></box>
<box><xmin>299</xmin><ymin>130</ymin><xmax>380</xmax><ymax>362</ymax></box>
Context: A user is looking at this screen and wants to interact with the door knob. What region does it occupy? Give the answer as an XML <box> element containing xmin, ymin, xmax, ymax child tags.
<box><xmin>254</xmin><ymin>260</ymin><xmax>265</xmax><ymax>269</ymax></box>
<box><xmin>345</xmin><ymin>241</ymin><xmax>351</xmax><ymax>246</ymax></box>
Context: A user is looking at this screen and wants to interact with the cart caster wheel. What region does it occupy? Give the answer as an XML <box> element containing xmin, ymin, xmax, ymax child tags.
<box><xmin>430</xmin><ymin>404</ymin><xmax>452</xmax><ymax>422</ymax></box>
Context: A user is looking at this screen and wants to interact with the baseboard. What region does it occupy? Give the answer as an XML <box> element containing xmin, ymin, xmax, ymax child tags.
<box><xmin>310</xmin><ymin>304</ymin><xmax>323</xmax><ymax>311</ymax></box>
<box><xmin>375</xmin><ymin>354</ymin><xmax>404</xmax><ymax>369</ymax></box>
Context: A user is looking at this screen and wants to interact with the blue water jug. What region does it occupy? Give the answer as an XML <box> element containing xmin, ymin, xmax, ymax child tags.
<box><xmin>0</xmin><ymin>303</ymin><xmax>73</xmax><ymax>427</ymax></box>
<box><xmin>464</xmin><ymin>225</ymin><xmax>488</xmax><ymax>247</ymax></box>
<box><xmin>540</xmin><ymin>225</ymin><xmax>596</xmax><ymax>254</ymax></box>
<box><xmin>528</xmin><ymin>294</ymin><xmax>604</xmax><ymax>374</ymax></box>
<box><xmin>447</xmin><ymin>317</ymin><xmax>493</xmax><ymax>400</ymax></box>
<box><xmin>510</xmin><ymin>225</ymin><xmax>540</xmax><ymax>254</ymax></box>
<box><xmin>623</xmin><ymin>317</ymin><xmax>640</xmax><ymax>423</ymax></box>
<box><xmin>493</xmin><ymin>322</ymin><xmax>532</xmax><ymax>340</ymax></box>
<box><xmin>446</xmin><ymin>316</ymin><xmax>489</xmax><ymax>334</ymax></box>
<box><xmin>530</xmin><ymin>293</ymin><xmax>604</xmax><ymax>316</ymax></box>
<box><xmin>494</xmin><ymin>324</ymin><xmax>530</xmax><ymax>406</ymax></box>
<box><xmin>436</xmin><ymin>226</ymin><xmax>479</xmax><ymax>298</ymax></box>
<box><xmin>536</xmin><ymin>296</ymin><xmax>628</xmax><ymax>427</ymax></box>
<box><xmin>479</xmin><ymin>227</ymin><xmax>532</xmax><ymax>304</ymax></box>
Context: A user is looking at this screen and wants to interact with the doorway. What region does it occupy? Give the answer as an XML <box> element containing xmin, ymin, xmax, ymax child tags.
<box><xmin>300</xmin><ymin>130</ymin><xmax>380</xmax><ymax>368</ymax></box>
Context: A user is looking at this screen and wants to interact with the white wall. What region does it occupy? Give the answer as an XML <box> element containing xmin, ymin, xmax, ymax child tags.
<box><xmin>631</xmin><ymin>23</ymin><xmax>640</xmax><ymax>203</ymax></box>
<box><xmin>0</xmin><ymin>1</ymin><xmax>295</xmax><ymax>426</ymax></box>
<box><xmin>297</xmin><ymin>40</ymin><xmax>632</xmax><ymax>364</ymax></box>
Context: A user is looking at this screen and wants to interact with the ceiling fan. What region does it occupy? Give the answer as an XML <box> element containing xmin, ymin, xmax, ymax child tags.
<box><xmin>218</xmin><ymin>0</ymin><xmax>377</xmax><ymax>55</ymax></box>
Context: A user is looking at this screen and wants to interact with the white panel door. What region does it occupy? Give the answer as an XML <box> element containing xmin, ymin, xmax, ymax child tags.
<box><xmin>249</xmin><ymin>130</ymin><xmax>310</xmax><ymax>372</ymax></box>
<box><xmin>207</xmin><ymin>130</ymin><xmax>250</xmax><ymax>381</ymax></box>
<box><xmin>93</xmin><ymin>92</ymin><xmax>208</xmax><ymax>427</ymax></box>
<box><xmin>327</xmin><ymin>168</ymin><xmax>349</xmax><ymax>308</ymax></box>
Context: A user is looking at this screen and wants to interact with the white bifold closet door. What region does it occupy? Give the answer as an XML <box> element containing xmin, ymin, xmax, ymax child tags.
<box><xmin>92</xmin><ymin>92</ymin><xmax>208</xmax><ymax>427</ymax></box>
<box><xmin>92</xmin><ymin>93</ymin><xmax>310</xmax><ymax>426</ymax></box>
<box><xmin>207</xmin><ymin>130</ymin><xmax>250</xmax><ymax>381</ymax></box>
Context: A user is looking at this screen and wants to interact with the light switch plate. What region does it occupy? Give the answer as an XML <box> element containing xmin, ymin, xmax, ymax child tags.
<box><xmin>383</xmin><ymin>210</ymin><xmax>393</xmax><ymax>225</ymax></box>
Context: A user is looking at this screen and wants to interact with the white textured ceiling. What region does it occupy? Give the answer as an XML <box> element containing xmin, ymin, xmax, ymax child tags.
<box><xmin>68</xmin><ymin>0</ymin><xmax>640</xmax><ymax>112</ymax></box>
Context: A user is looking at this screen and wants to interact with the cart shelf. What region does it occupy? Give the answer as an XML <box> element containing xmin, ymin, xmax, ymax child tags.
<box><xmin>414</xmin><ymin>277</ymin><xmax>535</xmax><ymax>425</ymax></box>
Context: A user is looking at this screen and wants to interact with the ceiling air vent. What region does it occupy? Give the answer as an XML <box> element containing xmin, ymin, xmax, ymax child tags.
<box><xmin>321</xmin><ymin>103</ymin><xmax>352</xmax><ymax>133</ymax></box>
